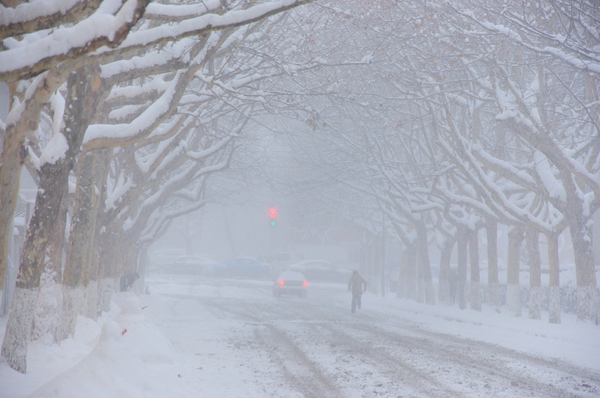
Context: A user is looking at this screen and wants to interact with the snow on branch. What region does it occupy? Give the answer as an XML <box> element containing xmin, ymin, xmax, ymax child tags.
<box><xmin>451</xmin><ymin>2</ymin><xmax>600</xmax><ymax>75</ymax></box>
<box><xmin>1</xmin><ymin>0</ymin><xmax>314</xmax><ymax>82</ymax></box>
<box><xmin>0</xmin><ymin>0</ymin><xmax>150</xmax><ymax>82</ymax></box>
<box><xmin>0</xmin><ymin>0</ymin><xmax>96</xmax><ymax>39</ymax></box>
<box><xmin>83</xmin><ymin>70</ymin><xmax>185</xmax><ymax>149</ymax></box>
<box><xmin>143</xmin><ymin>0</ymin><xmax>221</xmax><ymax>21</ymax></box>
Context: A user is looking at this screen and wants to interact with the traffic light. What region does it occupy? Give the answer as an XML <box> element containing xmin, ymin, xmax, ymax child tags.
<box><xmin>269</xmin><ymin>208</ymin><xmax>277</xmax><ymax>226</ymax></box>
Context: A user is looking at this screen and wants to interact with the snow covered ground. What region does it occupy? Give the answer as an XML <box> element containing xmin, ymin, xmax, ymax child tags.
<box><xmin>1</xmin><ymin>274</ymin><xmax>599</xmax><ymax>397</ymax></box>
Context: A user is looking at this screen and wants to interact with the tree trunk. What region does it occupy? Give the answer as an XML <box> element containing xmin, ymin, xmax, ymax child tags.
<box><xmin>0</xmin><ymin>231</ymin><xmax>20</xmax><ymax>318</ymax></box>
<box><xmin>83</xmin><ymin>151</ymin><xmax>103</xmax><ymax>320</ymax></box>
<box><xmin>507</xmin><ymin>227</ymin><xmax>523</xmax><ymax>316</ymax></box>
<box><xmin>124</xmin><ymin>241</ymin><xmax>138</xmax><ymax>279</ymax></box>
<box><xmin>469</xmin><ymin>228</ymin><xmax>481</xmax><ymax>311</ymax></box>
<box><xmin>97</xmin><ymin>231</ymin><xmax>119</xmax><ymax>312</ymax></box>
<box><xmin>89</xmin><ymin>240</ymin><xmax>104</xmax><ymax>318</ymax></box>
<box><xmin>31</xmin><ymin>192</ymin><xmax>68</xmax><ymax>343</ymax></box>
<box><xmin>359</xmin><ymin>240</ymin><xmax>377</xmax><ymax>294</ymax></box>
<box><xmin>0</xmin><ymin>149</ymin><xmax>23</xmax><ymax>297</ymax></box>
<box><xmin>85</xmin><ymin>280</ymin><xmax>99</xmax><ymax>319</ymax></box>
<box><xmin>565</xmin><ymin>196</ymin><xmax>598</xmax><ymax>322</ymax></box>
<box><xmin>1</xmin><ymin>64</ymin><xmax>102</xmax><ymax>372</ymax></box>
<box><xmin>136</xmin><ymin>246</ymin><xmax>149</xmax><ymax>294</ymax></box>
<box><xmin>456</xmin><ymin>227</ymin><xmax>468</xmax><ymax>310</ymax></box>
<box><xmin>86</xmin><ymin>235</ymin><xmax>101</xmax><ymax>320</ymax></box>
<box><xmin>96</xmin><ymin>219</ymin><xmax>117</xmax><ymax>314</ymax></box>
<box><xmin>546</xmin><ymin>232</ymin><xmax>561</xmax><ymax>324</ymax></box>
<box><xmin>526</xmin><ymin>228</ymin><xmax>541</xmax><ymax>320</ymax></box>
<box><xmin>486</xmin><ymin>221</ymin><xmax>500</xmax><ymax>307</ymax></box>
<box><xmin>438</xmin><ymin>235</ymin><xmax>455</xmax><ymax>304</ymax></box>
<box><xmin>0</xmin><ymin>202</ymin><xmax>29</xmax><ymax>319</ymax></box>
<box><xmin>97</xmin><ymin>226</ymin><xmax>137</xmax><ymax>307</ymax></box>
<box><xmin>0</xmin><ymin>68</ymin><xmax>70</xmax><ymax>299</ymax></box>
<box><xmin>572</xmin><ymin>73</ymin><xmax>599</xmax><ymax>323</ymax></box>
<box><xmin>1</xmin><ymin>145</ymin><xmax>74</xmax><ymax>372</ymax></box>
<box><xmin>416</xmin><ymin>221</ymin><xmax>435</xmax><ymax>304</ymax></box>
<box><xmin>58</xmin><ymin>149</ymin><xmax>103</xmax><ymax>339</ymax></box>
<box><xmin>91</xmin><ymin>149</ymin><xmax>110</xmax><ymax>315</ymax></box>
<box><xmin>398</xmin><ymin>249</ymin><xmax>408</xmax><ymax>299</ymax></box>
<box><xmin>371</xmin><ymin>238</ymin><xmax>381</xmax><ymax>296</ymax></box>
<box><xmin>405</xmin><ymin>243</ymin><xmax>417</xmax><ymax>301</ymax></box>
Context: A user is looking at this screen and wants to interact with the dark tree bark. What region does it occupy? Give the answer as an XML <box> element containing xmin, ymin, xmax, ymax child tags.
<box><xmin>416</xmin><ymin>220</ymin><xmax>435</xmax><ymax>304</ymax></box>
<box><xmin>97</xmin><ymin>219</ymin><xmax>139</xmax><ymax>310</ymax></box>
<box><xmin>469</xmin><ymin>228</ymin><xmax>481</xmax><ymax>311</ymax></box>
<box><xmin>0</xmin><ymin>67</ymin><xmax>72</xmax><ymax>300</ymax></box>
<box><xmin>456</xmin><ymin>227</ymin><xmax>468</xmax><ymax>310</ymax></box>
<box><xmin>97</xmin><ymin>227</ymin><xmax>119</xmax><ymax>313</ymax></box>
<box><xmin>400</xmin><ymin>243</ymin><xmax>418</xmax><ymax>301</ymax></box>
<box><xmin>507</xmin><ymin>227</ymin><xmax>524</xmax><ymax>316</ymax></box>
<box><xmin>31</xmin><ymin>190</ymin><xmax>68</xmax><ymax>343</ymax></box>
<box><xmin>0</xmin><ymin>155</ymin><xmax>72</xmax><ymax>372</ymax></box>
<box><xmin>57</xmin><ymin>149</ymin><xmax>105</xmax><ymax>340</ymax></box>
<box><xmin>526</xmin><ymin>228</ymin><xmax>541</xmax><ymax>320</ymax></box>
<box><xmin>546</xmin><ymin>232</ymin><xmax>561</xmax><ymax>324</ymax></box>
<box><xmin>0</xmin><ymin>0</ymin><xmax>102</xmax><ymax>40</ymax></box>
<box><xmin>438</xmin><ymin>235</ymin><xmax>455</xmax><ymax>304</ymax></box>
<box><xmin>486</xmin><ymin>221</ymin><xmax>500</xmax><ymax>307</ymax></box>
<box><xmin>1</xmin><ymin>63</ymin><xmax>102</xmax><ymax>372</ymax></box>
<box><xmin>563</xmin><ymin>176</ymin><xmax>598</xmax><ymax>322</ymax></box>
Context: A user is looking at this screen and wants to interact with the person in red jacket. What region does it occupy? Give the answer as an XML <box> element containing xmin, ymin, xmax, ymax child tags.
<box><xmin>348</xmin><ymin>271</ymin><xmax>367</xmax><ymax>313</ymax></box>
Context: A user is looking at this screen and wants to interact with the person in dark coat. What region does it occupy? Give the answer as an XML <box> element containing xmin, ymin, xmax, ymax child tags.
<box><xmin>348</xmin><ymin>270</ymin><xmax>367</xmax><ymax>313</ymax></box>
<box><xmin>120</xmin><ymin>272</ymin><xmax>139</xmax><ymax>292</ymax></box>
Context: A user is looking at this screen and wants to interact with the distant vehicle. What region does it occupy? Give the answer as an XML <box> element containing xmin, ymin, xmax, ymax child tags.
<box><xmin>273</xmin><ymin>271</ymin><xmax>308</xmax><ymax>298</ymax></box>
<box><xmin>261</xmin><ymin>251</ymin><xmax>305</xmax><ymax>275</ymax></box>
<box><xmin>219</xmin><ymin>257</ymin><xmax>271</xmax><ymax>279</ymax></box>
<box><xmin>288</xmin><ymin>260</ymin><xmax>352</xmax><ymax>283</ymax></box>
<box><xmin>148</xmin><ymin>260</ymin><xmax>172</xmax><ymax>275</ymax></box>
<box><xmin>163</xmin><ymin>255</ymin><xmax>219</xmax><ymax>275</ymax></box>
<box><xmin>147</xmin><ymin>248</ymin><xmax>184</xmax><ymax>274</ymax></box>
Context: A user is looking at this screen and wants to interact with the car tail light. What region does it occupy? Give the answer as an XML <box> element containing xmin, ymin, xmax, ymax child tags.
<box><xmin>279</xmin><ymin>280</ymin><xmax>285</xmax><ymax>286</ymax></box>
<box><xmin>303</xmin><ymin>281</ymin><xmax>308</xmax><ymax>287</ymax></box>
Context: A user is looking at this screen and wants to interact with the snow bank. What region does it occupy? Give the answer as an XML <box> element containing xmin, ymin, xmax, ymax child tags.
<box><xmin>0</xmin><ymin>295</ymin><xmax>174</xmax><ymax>398</ymax></box>
<box><xmin>113</xmin><ymin>296</ymin><xmax>174</xmax><ymax>364</ymax></box>
<box><xmin>1</xmin><ymin>277</ymin><xmax>598</xmax><ymax>397</ymax></box>
<box><xmin>28</xmin><ymin>319</ymin><xmax>167</xmax><ymax>398</ymax></box>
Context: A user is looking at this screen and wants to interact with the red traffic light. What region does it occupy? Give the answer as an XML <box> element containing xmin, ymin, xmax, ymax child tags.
<box><xmin>269</xmin><ymin>208</ymin><xmax>277</xmax><ymax>218</ymax></box>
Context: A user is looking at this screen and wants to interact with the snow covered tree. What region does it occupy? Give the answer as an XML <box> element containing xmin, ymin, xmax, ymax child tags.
<box><xmin>1</xmin><ymin>62</ymin><xmax>104</xmax><ymax>373</ymax></box>
<box><xmin>1</xmin><ymin>0</ymin><xmax>315</xmax><ymax>373</ymax></box>
<box><xmin>0</xmin><ymin>0</ymin><xmax>313</xmax><ymax>312</ymax></box>
<box><xmin>253</xmin><ymin>0</ymin><xmax>598</xmax><ymax>322</ymax></box>
<box><xmin>445</xmin><ymin>0</ymin><xmax>600</xmax><ymax>321</ymax></box>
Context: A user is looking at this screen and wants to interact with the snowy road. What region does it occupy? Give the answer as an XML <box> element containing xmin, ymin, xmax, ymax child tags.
<box><xmin>143</xmin><ymin>275</ymin><xmax>600</xmax><ymax>398</ymax></box>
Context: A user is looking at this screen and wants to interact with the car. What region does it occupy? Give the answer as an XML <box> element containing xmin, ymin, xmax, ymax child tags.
<box><xmin>273</xmin><ymin>271</ymin><xmax>308</xmax><ymax>297</ymax></box>
<box><xmin>261</xmin><ymin>251</ymin><xmax>305</xmax><ymax>275</ymax></box>
<box><xmin>164</xmin><ymin>255</ymin><xmax>219</xmax><ymax>275</ymax></box>
<box><xmin>287</xmin><ymin>260</ymin><xmax>352</xmax><ymax>283</ymax></box>
<box><xmin>148</xmin><ymin>260</ymin><xmax>171</xmax><ymax>275</ymax></box>
<box><xmin>219</xmin><ymin>256</ymin><xmax>271</xmax><ymax>279</ymax></box>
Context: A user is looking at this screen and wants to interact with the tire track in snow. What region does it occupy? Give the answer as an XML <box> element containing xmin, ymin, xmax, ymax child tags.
<box><xmin>204</xmin><ymin>299</ymin><xmax>345</xmax><ymax>398</ymax></box>
<box><xmin>342</xmin><ymin>320</ymin><xmax>600</xmax><ymax>397</ymax></box>
<box><xmin>253</xmin><ymin>325</ymin><xmax>344</xmax><ymax>398</ymax></box>
<box><xmin>298</xmin><ymin>291</ymin><xmax>600</xmax><ymax>397</ymax></box>
<box><xmin>154</xmin><ymin>281</ymin><xmax>600</xmax><ymax>397</ymax></box>
<box><xmin>208</xmin><ymin>294</ymin><xmax>457</xmax><ymax>397</ymax></box>
<box><xmin>317</xmin><ymin>322</ymin><xmax>464</xmax><ymax>398</ymax></box>
<box><xmin>300</xmin><ymin>291</ymin><xmax>600</xmax><ymax>397</ymax></box>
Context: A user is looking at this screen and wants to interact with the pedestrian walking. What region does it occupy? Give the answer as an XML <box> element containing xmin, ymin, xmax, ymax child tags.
<box><xmin>348</xmin><ymin>270</ymin><xmax>367</xmax><ymax>313</ymax></box>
